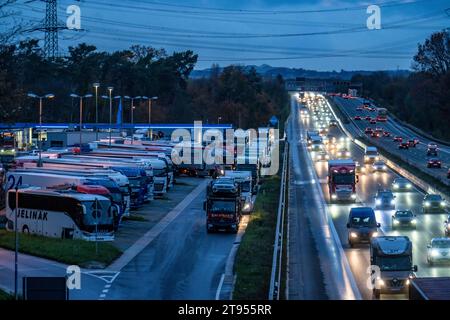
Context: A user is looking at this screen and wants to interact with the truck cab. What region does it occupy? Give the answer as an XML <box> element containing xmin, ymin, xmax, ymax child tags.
<box><xmin>364</xmin><ymin>146</ymin><xmax>380</xmax><ymax>164</ymax></box>
<box><xmin>204</xmin><ymin>179</ymin><xmax>242</xmax><ymax>233</ymax></box>
<box><xmin>370</xmin><ymin>236</ymin><xmax>417</xmax><ymax>299</ymax></box>
<box><xmin>328</xmin><ymin>159</ymin><xmax>358</xmax><ymax>203</ymax></box>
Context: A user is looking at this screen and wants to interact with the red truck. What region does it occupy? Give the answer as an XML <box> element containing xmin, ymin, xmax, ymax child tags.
<box><xmin>328</xmin><ymin>159</ymin><xmax>358</xmax><ymax>203</ymax></box>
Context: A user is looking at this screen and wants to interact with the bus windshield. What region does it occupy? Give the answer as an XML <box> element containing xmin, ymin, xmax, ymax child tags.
<box><xmin>81</xmin><ymin>199</ymin><xmax>113</xmax><ymax>229</ymax></box>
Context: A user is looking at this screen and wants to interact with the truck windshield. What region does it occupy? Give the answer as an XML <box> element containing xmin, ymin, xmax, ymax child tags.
<box><xmin>376</xmin><ymin>256</ymin><xmax>412</xmax><ymax>271</ymax></box>
<box><xmin>210</xmin><ymin>201</ymin><xmax>235</xmax><ymax>213</ymax></box>
<box><xmin>366</xmin><ymin>151</ymin><xmax>378</xmax><ymax>156</ymax></box>
<box><xmin>333</xmin><ymin>175</ymin><xmax>354</xmax><ymax>184</ymax></box>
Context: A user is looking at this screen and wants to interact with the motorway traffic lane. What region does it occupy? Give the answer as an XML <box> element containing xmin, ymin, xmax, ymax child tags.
<box><xmin>104</xmin><ymin>186</ymin><xmax>239</xmax><ymax>300</ymax></box>
<box><xmin>297</xmin><ymin>94</ymin><xmax>450</xmax><ymax>300</ymax></box>
<box><xmin>288</xmin><ymin>97</ymin><xmax>359</xmax><ymax>300</ymax></box>
<box><xmin>332</xmin><ymin>96</ymin><xmax>450</xmax><ymax>183</ymax></box>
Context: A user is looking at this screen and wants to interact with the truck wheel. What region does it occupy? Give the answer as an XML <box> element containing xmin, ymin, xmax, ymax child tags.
<box><xmin>373</xmin><ymin>289</ymin><xmax>380</xmax><ymax>299</ymax></box>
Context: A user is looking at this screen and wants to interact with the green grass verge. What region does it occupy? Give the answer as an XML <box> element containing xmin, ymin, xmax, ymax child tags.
<box><xmin>0</xmin><ymin>230</ymin><xmax>122</xmax><ymax>268</ymax></box>
<box><xmin>233</xmin><ymin>175</ymin><xmax>281</xmax><ymax>300</ymax></box>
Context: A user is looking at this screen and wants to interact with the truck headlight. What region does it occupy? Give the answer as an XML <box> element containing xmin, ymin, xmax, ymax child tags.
<box><xmin>377</xmin><ymin>278</ymin><xmax>385</xmax><ymax>287</ymax></box>
<box><xmin>406</xmin><ymin>279</ymin><xmax>410</xmax><ymax>286</ymax></box>
<box><xmin>331</xmin><ymin>194</ymin><xmax>337</xmax><ymax>200</ymax></box>
<box><xmin>383</xmin><ymin>166</ymin><xmax>387</xmax><ymax>170</ymax></box>
<box><xmin>351</xmin><ymin>194</ymin><xmax>357</xmax><ymax>199</ymax></box>
<box><xmin>350</xmin><ymin>232</ymin><xmax>358</xmax><ymax>238</ymax></box>
<box><xmin>376</xmin><ymin>199</ymin><xmax>381</xmax><ymax>205</ymax></box>
<box><xmin>406</xmin><ymin>184</ymin><xmax>412</xmax><ymax>189</ymax></box>
<box><xmin>431</xmin><ymin>249</ymin><xmax>439</xmax><ymax>257</ymax></box>
<box><xmin>375</xmin><ymin>156</ymin><xmax>380</xmax><ymax>161</ymax></box>
<box><xmin>394</xmin><ymin>220</ymin><xmax>399</xmax><ymax>225</ymax></box>
<box><xmin>393</xmin><ymin>184</ymin><xmax>399</xmax><ymax>189</ymax></box>
<box><xmin>424</xmin><ymin>202</ymin><xmax>430</xmax><ymax>207</ymax></box>
<box><xmin>441</xmin><ymin>201</ymin><xmax>446</xmax><ymax>207</ymax></box>
<box><xmin>346</xmin><ymin>152</ymin><xmax>350</xmax><ymax>157</ymax></box>
<box><xmin>364</xmin><ymin>156</ymin><xmax>369</xmax><ymax>160</ymax></box>
<box><xmin>411</xmin><ymin>219</ymin><xmax>417</xmax><ymax>224</ymax></box>
<box><xmin>372</xmin><ymin>232</ymin><xmax>379</xmax><ymax>237</ymax></box>
<box><xmin>390</xmin><ymin>199</ymin><xmax>395</xmax><ymax>205</ymax></box>
<box><xmin>243</xmin><ymin>203</ymin><xmax>250</xmax><ymax>210</ymax></box>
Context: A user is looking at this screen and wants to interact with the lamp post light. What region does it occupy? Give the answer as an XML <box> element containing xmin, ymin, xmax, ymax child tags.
<box><xmin>142</xmin><ymin>96</ymin><xmax>158</xmax><ymax>140</ymax></box>
<box><xmin>217</xmin><ymin>116</ymin><xmax>222</xmax><ymax>124</ymax></box>
<box><xmin>123</xmin><ymin>96</ymin><xmax>141</xmax><ymax>144</ymax></box>
<box><xmin>93</xmin><ymin>82</ymin><xmax>100</xmax><ymax>140</ymax></box>
<box><xmin>107</xmin><ymin>87</ymin><xmax>114</xmax><ymax>147</ymax></box>
<box><xmin>70</xmin><ymin>93</ymin><xmax>93</xmax><ymax>148</ymax></box>
<box><xmin>27</xmin><ymin>93</ymin><xmax>55</xmax><ymax>166</ymax></box>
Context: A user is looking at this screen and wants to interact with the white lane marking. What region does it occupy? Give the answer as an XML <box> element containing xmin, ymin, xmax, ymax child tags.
<box><xmin>107</xmin><ymin>179</ymin><xmax>209</xmax><ymax>272</ymax></box>
<box><xmin>102</xmin><ymin>289</ymin><xmax>108</xmax><ymax>293</ymax></box>
<box><xmin>215</xmin><ymin>274</ymin><xmax>225</xmax><ymax>300</ymax></box>
<box><xmin>99</xmin><ymin>294</ymin><xmax>106</xmax><ymax>298</ymax></box>
<box><xmin>83</xmin><ymin>271</ymin><xmax>121</xmax><ymax>284</ymax></box>
<box><xmin>104</xmin><ymin>284</ymin><xmax>111</xmax><ymax>288</ymax></box>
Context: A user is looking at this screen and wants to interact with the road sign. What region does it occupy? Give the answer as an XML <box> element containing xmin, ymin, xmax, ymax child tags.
<box><xmin>269</xmin><ymin>116</ymin><xmax>278</xmax><ymax>127</ymax></box>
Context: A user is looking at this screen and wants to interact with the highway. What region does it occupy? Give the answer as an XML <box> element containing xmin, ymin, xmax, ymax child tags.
<box><xmin>292</xmin><ymin>93</ymin><xmax>450</xmax><ymax>300</ymax></box>
<box><xmin>331</xmin><ymin>96</ymin><xmax>450</xmax><ymax>185</ymax></box>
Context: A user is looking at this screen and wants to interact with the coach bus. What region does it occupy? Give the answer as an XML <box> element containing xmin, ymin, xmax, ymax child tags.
<box><xmin>5</xmin><ymin>188</ymin><xmax>115</xmax><ymax>240</ymax></box>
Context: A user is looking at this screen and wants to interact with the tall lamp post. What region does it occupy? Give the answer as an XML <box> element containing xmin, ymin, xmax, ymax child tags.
<box><xmin>107</xmin><ymin>87</ymin><xmax>114</xmax><ymax>147</ymax></box>
<box><xmin>93</xmin><ymin>82</ymin><xmax>100</xmax><ymax>140</ymax></box>
<box><xmin>70</xmin><ymin>93</ymin><xmax>93</xmax><ymax>147</ymax></box>
<box><xmin>217</xmin><ymin>116</ymin><xmax>222</xmax><ymax>124</ymax></box>
<box><xmin>123</xmin><ymin>96</ymin><xmax>141</xmax><ymax>144</ymax></box>
<box><xmin>142</xmin><ymin>96</ymin><xmax>158</xmax><ymax>140</ymax></box>
<box><xmin>27</xmin><ymin>93</ymin><xmax>54</xmax><ymax>166</ymax></box>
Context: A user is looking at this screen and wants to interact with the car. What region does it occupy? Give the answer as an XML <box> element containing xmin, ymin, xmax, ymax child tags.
<box><xmin>372</xmin><ymin>160</ymin><xmax>388</xmax><ymax>172</ymax></box>
<box><xmin>356</xmin><ymin>106</ymin><xmax>363</xmax><ymax>111</ymax></box>
<box><xmin>354</xmin><ymin>116</ymin><xmax>362</xmax><ymax>120</ymax></box>
<box><xmin>365</xmin><ymin>127</ymin><xmax>373</xmax><ymax>134</ymax></box>
<box><xmin>423</xmin><ymin>194</ymin><xmax>446</xmax><ymax>213</ymax></box>
<box><xmin>347</xmin><ymin>207</ymin><xmax>380</xmax><ymax>247</ymax></box>
<box><xmin>427</xmin><ymin>143</ymin><xmax>438</xmax><ymax>156</ymax></box>
<box><xmin>374</xmin><ymin>189</ymin><xmax>396</xmax><ymax>210</ymax></box>
<box><xmin>365</xmin><ymin>116</ymin><xmax>372</xmax><ymax>121</ymax></box>
<box><xmin>393</xmin><ymin>136</ymin><xmax>402</xmax><ymax>142</ymax></box>
<box><xmin>369</xmin><ymin>107</ymin><xmax>376</xmax><ymax>112</ymax></box>
<box><xmin>371</xmin><ymin>131</ymin><xmax>380</xmax><ymax>138</ymax></box>
<box><xmin>427</xmin><ymin>158</ymin><xmax>442</xmax><ymax>168</ymax></box>
<box><xmin>355</xmin><ymin>161</ymin><xmax>366</xmax><ymax>174</ymax></box>
<box><xmin>314</xmin><ymin>151</ymin><xmax>329</xmax><ymax>162</ymax></box>
<box><xmin>444</xmin><ymin>215</ymin><xmax>450</xmax><ymax>236</ymax></box>
<box><xmin>392</xmin><ymin>210</ymin><xmax>417</xmax><ymax>229</ymax></box>
<box><xmin>427</xmin><ymin>238</ymin><xmax>450</xmax><ymax>265</ymax></box>
<box><xmin>392</xmin><ymin>178</ymin><xmax>413</xmax><ymax>192</ymax></box>
<box><xmin>370</xmin><ymin>119</ymin><xmax>377</xmax><ymax>124</ymax></box>
<box><xmin>398</xmin><ymin>142</ymin><xmax>409</xmax><ymax>150</ymax></box>
<box><xmin>383</xmin><ymin>131</ymin><xmax>391</xmax><ymax>137</ymax></box>
<box><xmin>329</xmin><ymin>120</ymin><xmax>338</xmax><ymax>127</ymax></box>
<box><xmin>336</xmin><ymin>147</ymin><xmax>351</xmax><ymax>159</ymax></box>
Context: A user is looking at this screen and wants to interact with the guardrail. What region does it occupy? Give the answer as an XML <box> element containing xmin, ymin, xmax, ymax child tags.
<box><xmin>268</xmin><ymin>139</ymin><xmax>289</xmax><ymax>300</ymax></box>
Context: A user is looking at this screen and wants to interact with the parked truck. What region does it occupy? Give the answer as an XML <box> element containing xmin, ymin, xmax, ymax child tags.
<box><xmin>370</xmin><ymin>236</ymin><xmax>417</xmax><ymax>299</ymax></box>
<box><xmin>204</xmin><ymin>178</ymin><xmax>242</xmax><ymax>233</ymax></box>
<box><xmin>327</xmin><ymin>159</ymin><xmax>358</xmax><ymax>203</ymax></box>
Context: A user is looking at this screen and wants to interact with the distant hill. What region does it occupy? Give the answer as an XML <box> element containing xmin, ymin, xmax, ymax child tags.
<box><xmin>190</xmin><ymin>64</ymin><xmax>410</xmax><ymax>80</ymax></box>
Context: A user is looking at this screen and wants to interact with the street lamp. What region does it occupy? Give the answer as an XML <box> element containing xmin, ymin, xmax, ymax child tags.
<box><xmin>93</xmin><ymin>82</ymin><xmax>100</xmax><ymax>140</ymax></box>
<box><xmin>123</xmin><ymin>96</ymin><xmax>141</xmax><ymax>144</ymax></box>
<box><xmin>70</xmin><ymin>93</ymin><xmax>93</xmax><ymax>147</ymax></box>
<box><xmin>107</xmin><ymin>87</ymin><xmax>114</xmax><ymax>147</ymax></box>
<box><xmin>217</xmin><ymin>116</ymin><xmax>222</xmax><ymax>124</ymax></box>
<box><xmin>142</xmin><ymin>96</ymin><xmax>158</xmax><ymax>140</ymax></box>
<box><xmin>27</xmin><ymin>92</ymin><xmax>54</xmax><ymax>166</ymax></box>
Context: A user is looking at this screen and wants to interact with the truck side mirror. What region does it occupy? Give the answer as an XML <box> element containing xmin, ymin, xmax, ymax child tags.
<box><xmin>413</xmin><ymin>265</ymin><xmax>418</xmax><ymax>272</ymax></box>
<box><xmin>377</xmin><ymin>223</ymin><xmax>381</xmax><ymax>228</ymax></box>
<box><xmin>346</xmin><ymin>223</ymin><xmax>350</xmax><ymax>228</ymax></box>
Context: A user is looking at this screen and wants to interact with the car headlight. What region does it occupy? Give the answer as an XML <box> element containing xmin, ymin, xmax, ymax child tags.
<box><xmin>411</xmin><ymin>219</ymin><xmax>417</xmax><ymax>224</ymax></box>
<box><xmin>346</xmin><ymin>152</ymin><xmax>351</xmax><ymax>156</ymax></box>
<box><xmin>331</xmin><ymin>194</ymin><xmax>337</xmax><ymax>200</ymax></box>
<box><xmin>376</xmin><ymin>199</ymin><xmax>381</xmax><ymax>205</ymax></box>
<box><xmin>375</xmin><ymin>156</ymin><xmax>380</xmax><ymax>161</ymax></box>
<box><xmin>351</xmin><ymin>194</ymin><xmax>357</xmax><ymax>199</ymax></box>
<box><xmin>431</xmin><ymin>249</ymin><xmax>439</xmax><ymax>257</ymax></box>
<box><xmin>393</xmin><ymin>184</ymin><xmax>399</xmax><ymax>189</ymax></box>
<box><xmin>350</xmin><ymin>232</ymin><xmax>358</xmax><ymax>238</ymax></box>
<box><xmin>325</xmin><ymin>155</ymin><xmax>329</xmax><ymax>159</ymax></box>
<box><xmin>441</xmin><ymin>201</ymin><xmax>446</xmax><ymax>207</ymax></box>
<box><xmin>406</xmin><ymin>279</ymin><xmax>410</xmax><ymax>286</ymax></box>
<box><xmin>243</xmin><ymin>203</ymin><xmax>250</xmax><ymax>210</ymax></box>
<box><xmin>377</xmin><ymin>278</ymin><xmax>385</xmax><ymax>287</ymax></box>
<box><xmin>424</xmin><ymin>202</ymin><xmax>430</xmax><ymax>207</ymax></box>
<box><xmin>364</xmin><ymin>156</ymin><xmax>369</xmax><ymax>160</ymax></box>
<box><xmin>383</xmin><ymin>166</ymin><xmax>387</xmax><ymax>170</ymax></box>
<box><xmin>372</xmin><ymin>232</ymin><xmax>379</xmax><ymax>237</ymax></box>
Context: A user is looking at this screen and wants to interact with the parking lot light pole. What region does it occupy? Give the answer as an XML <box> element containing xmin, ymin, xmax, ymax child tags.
<box><xmin>123</xmin><ymin>96</ymin><xmax>141</xmax><ymax>144</ymax></box>
<box><xmin>93</xmin><ymin>83</ymin><xmax>100</xmax><ymax>140</ymax></box>
<box><xmin>70</xmin><ymin>93</ymin><xmax>93</xmax><ymax>148</ymax></box>
<box><xmin>107</xmin><ymin>87</ymin><xmax>114</xmax><ymax>147</ymax></box>
<box><xmin>142</xmin><ymin>96</ymin><xmax>158</xmax><ymax>140</ymax></box>
<box><xmin>27</xmin><ymin>93</ymin><xmax>54</xmax><ymax>166</ymax></box>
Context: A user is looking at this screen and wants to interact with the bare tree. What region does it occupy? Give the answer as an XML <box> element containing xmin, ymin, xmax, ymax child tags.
<box><xmin>413</xmin><ymin>30</ymin><xmax>450</xmax><ymax>77</ymax></box>
<box><xmin>0</xmin><ymin>0</ymin><xmax>37</xmax><ymax>45</ymax></box>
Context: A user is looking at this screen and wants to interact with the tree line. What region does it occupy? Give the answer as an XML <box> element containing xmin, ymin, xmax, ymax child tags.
<box><xmin>0</xmin><ymin>40</ymin><xmax>287</xmax><ymax>130</ymax></box>
<box><xmin>351</xmin><ymin>30</ymin><xmax>450</xmax><ymax>140</ymax></box>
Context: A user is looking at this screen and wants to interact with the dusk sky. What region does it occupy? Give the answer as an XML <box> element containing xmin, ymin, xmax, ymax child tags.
<box><xmin>16</xmin><ymin>0</ymin><xmax>450</xmax><ymax>70</ymax></box>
